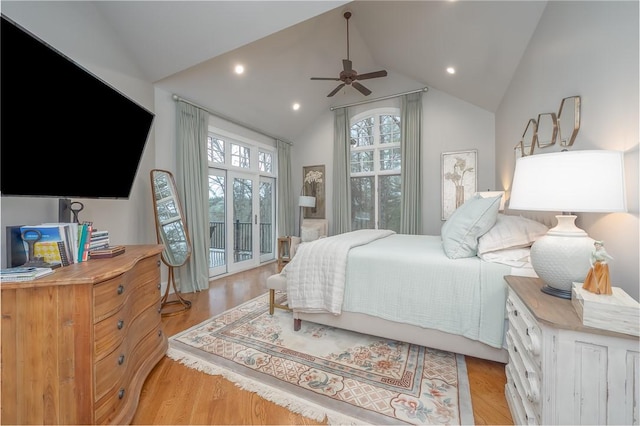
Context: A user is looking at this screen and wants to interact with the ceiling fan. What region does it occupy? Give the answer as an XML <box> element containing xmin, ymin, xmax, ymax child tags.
<box><xmin>310</xmin><ymin>11</ymin><xmax>387</xmax><ymax>97</ymax></box>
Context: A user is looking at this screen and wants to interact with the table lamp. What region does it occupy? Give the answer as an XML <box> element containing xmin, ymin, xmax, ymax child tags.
<box><xmin>509</xmin><ymin>150</ymin><xmax>626</xmax><ymax>299</ymax></box>
<box><xmin>298</xmin><ymin>195</ymin><xmax>316</xmax><ymax>236</ymax></box>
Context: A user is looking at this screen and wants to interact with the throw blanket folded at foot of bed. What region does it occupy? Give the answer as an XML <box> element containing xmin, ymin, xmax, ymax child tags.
<box><xmin>283</xmin><ymin>229</ymin><xmax>395</xmax><ymax>314</ymax></box>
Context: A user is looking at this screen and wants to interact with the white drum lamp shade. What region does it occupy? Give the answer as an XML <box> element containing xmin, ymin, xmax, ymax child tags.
<box><xmin>509</xmin><ymin>150</ymin><xmax>626</xmax><ymax>298</ymax></box>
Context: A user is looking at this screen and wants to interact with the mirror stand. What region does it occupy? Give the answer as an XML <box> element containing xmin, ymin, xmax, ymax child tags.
<box><xmin>160</xmin><ymin>265</ymin><xmax>192</xmax><ymax>316</ymax></box>
<box><xmin>150</xmin><ymin>169</ymin><xmax>194</xmax><ymax>317</ymax></box>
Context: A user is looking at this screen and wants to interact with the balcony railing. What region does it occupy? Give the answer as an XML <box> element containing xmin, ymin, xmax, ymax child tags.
<box><xmin>209</xmin><ymin>221</ymin><xmax>273</xmax><ymax>267</ymax></box>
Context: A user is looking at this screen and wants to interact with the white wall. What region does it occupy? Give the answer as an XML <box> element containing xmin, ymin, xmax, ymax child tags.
<box><xmin>292</xmin><ymin>86</ymin><xmax>497</xmax><ymax>236</ymax></box>
<box><xmin>0</xmin><ymin>2</ymin><xmax>157</xmax><ymax>268</ymax></box>
<box><xmin>496</xmin><ymin>1</ymin><xmax>639</xmax><ymax>299</ymax></box>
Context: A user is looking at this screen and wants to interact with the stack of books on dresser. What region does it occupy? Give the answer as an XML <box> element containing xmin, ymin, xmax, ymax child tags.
<box><xmin>1</xmin><ymin>266</ymin><xmax>55</xmax><ymax>282</ymax></box>
<box><xmin>89</xmin><ymin>229</ymin><xmax>110</xmax><ymax>251</ymax></box>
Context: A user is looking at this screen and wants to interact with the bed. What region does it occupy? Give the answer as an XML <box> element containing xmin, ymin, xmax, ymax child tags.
<box><xmin>269</xmin><ymin>195</ymin><xmax>549</xmax><ymax>363</ymax></box>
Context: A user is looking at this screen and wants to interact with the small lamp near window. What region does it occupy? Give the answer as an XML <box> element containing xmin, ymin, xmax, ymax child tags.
<box><xmin>298</xmin><ymin>196</ymin><xmax>316</xmax><ymax>237</ymax></box>
<box><xmin>509</xmin><ymin>150</ymin><xmax>626</xmax><ymax>299</ymax></box>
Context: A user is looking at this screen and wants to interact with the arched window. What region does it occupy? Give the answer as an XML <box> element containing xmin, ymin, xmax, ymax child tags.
<box><xmin>350</xmin><ymin>108</ymin><xmax>401</xmax><ymax>231</ymax></box>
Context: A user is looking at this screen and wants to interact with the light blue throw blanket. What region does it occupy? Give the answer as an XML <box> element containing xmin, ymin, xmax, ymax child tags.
<box><xmin>342</xmin><ymin>234</ymin><xmax>509</xmax><ymax>348</ymax></box>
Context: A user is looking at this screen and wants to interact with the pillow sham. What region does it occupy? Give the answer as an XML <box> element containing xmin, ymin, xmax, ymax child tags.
<box><xmin>477</xmin><ymin>214</ymin><xmax>548</xmax><ymax>255</ymax></box>
<box><xmin>441</xmin><ymin>193</ymin><xmax>502</xmax><ymax>259</ymax></box>
<box><xmin>479</xmin><ymin>247</ymin><xmax>531</xmax><ymax>267</ymax></box>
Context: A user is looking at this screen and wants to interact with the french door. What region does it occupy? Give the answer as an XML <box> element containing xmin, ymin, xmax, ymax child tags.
<box><xmin>208</xmin><ymin>169</ymin><xmax>275</xmax><ymax>276</ymax></box>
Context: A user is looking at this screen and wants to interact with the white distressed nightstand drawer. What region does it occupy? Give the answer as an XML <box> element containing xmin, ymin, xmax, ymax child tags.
<box><xmin>506</xmin><ymin>330</ymin><xmax>541</xmax><ymax>406</ymax></box>
<box><xmin>506</xmin><ymin>363</ymin><xmax>539</xmax><ymax>425</ymax></box>
<box><xmin>507</xmin><ymin>291</ymin><xmax>542</xmax><ymax>365</ymax></box>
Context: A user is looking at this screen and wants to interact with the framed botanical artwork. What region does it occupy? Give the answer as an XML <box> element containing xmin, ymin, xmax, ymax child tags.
<box><xmin>441</xmin><ymin>150</ymin><xmax>477</xmax><ymax>220</ymax></box>
<box><xmin>302</xmin><ymin>165</ymin><xmax>325</xmax><ymax>219</ymax></box>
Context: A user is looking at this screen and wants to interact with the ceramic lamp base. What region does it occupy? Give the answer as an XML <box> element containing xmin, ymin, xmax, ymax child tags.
<box><xmin>530</xmin><ymin>215</ymin><xmax>594</xmax><ymax>298</ymax></box>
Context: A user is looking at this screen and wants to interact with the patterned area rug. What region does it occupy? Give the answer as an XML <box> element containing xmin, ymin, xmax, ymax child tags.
<box><xmin>167</xmin><ymin>292</ymin><xmax>474</xmax><ymax>425</ymax></box>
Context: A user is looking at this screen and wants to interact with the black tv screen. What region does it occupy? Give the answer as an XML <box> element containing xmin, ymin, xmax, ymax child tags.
<box><xmin>1</xmin><ymin>14</ymin><xmax>154</xmax><ymax>199</ymax></box>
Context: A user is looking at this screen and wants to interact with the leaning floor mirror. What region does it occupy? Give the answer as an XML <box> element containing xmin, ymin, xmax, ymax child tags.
<box><xmin>150</xmin><ymin>169</ymin><xmax>192</xmax><ymax>316</ymax></box>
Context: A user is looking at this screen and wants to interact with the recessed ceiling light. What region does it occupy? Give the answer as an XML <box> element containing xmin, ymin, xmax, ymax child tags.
<box><xmin>446</xmin><ymin>67</ymin><xmax>456</xmax><ymax>74</ymax></box>
<box><xmin>234</xmin><ymin>64</ymin><xmax>244</xmax><ymax>75</ymax></box>
<box><xmin>292</xmin><ymin>103</ymin><xmax>300</xmax><ymax>111</ymax></box>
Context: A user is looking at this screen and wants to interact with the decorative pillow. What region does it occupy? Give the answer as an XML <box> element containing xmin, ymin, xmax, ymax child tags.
<box><xmin>477</xmin><ymin>214</ymin><xmax>548</xmax><ymax>255</ymax></box>
<box><xmin>300</xmin><ymin>226</ymin><xmax>320</xmax><ymax>243</ymax></box>
<box><xmin>479</xmin><ymin>247</ymin><xmax>532</xmax><ymax>267</ymax></box>
<box><xmin>441</xmin><ymin>194</ymin><xmax>502</xmax><ymax>259</ymax></box>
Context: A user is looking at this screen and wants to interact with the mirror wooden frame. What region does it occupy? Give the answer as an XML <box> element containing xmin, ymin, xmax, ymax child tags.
<box><xmin>150</xmin><ymin>169</ymin><xmax>192</xmax><ymax>316</ymax></box>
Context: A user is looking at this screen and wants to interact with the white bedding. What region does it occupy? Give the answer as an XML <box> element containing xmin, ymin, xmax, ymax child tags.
<box><xmin>284</xmin><ymin>229</ymin><xmax>395</xmax><ymax>314</ymax></box>
<box><xmin>284</xmin><ymin>231</ymin><xmax>512</xmax><ymax>349</ymax></box>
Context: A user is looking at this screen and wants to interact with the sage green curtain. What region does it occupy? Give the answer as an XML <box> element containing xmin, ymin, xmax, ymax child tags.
<box><xmin>175</xmin><ymin>101</ymin><xmax>210</xmax><ymax>292</ymax></box>
<box><xmin>277</xmin><ymin>140</ymin><xmax>295</xmax><ymax>237</ymax></box>
<box><xmin>332</xmin><ymin>107</ymin><xmax>352</xmax><ymax>235</ymax></box>
<box><xmin>399</xmin><ymin>92</ymin><xmax>423</xmax><ymax>234</ymax></box>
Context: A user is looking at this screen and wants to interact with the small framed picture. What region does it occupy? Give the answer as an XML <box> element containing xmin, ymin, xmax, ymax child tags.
<box><xmin>302</xmin><ymin>165</ymin><xmax>325</xmax><ymax>219</ymax></box>
<box><xmin>441</xmin><ymin>150</ymin><xmax>477</xmax><ymax>220</ymax></box>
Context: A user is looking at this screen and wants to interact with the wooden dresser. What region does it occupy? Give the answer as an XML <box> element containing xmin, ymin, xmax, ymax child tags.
<box><xmin>1</xmin><ymin>245</ymin><xmax>167</xmax><ymax>425</ymax></box>
<box><xmin>504</xmin><ymin>275</ymin><xmax>639</xmax><ymax>425</ymax></box>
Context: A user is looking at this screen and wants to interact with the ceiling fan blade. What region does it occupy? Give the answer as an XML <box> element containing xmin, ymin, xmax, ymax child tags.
<box><xmin>352</xmin><ymin>81</ymin><xmax>372</xmax><ymax>96</ymax></box>
<box><xmin>311</xmin><ymin>77</ymin><xmax>341</xmax><ymax>81</ymax></box>
<box><xmin>327</xmin><ymin>83</ymin><xmax>346</xmax><ymax>97</ymax></box>
<box><xmin>342</xmin><ymin>59</ymin><xmax>352</xmax><ymax>73</ymax></box>
<box><xmin>356</xmin><ymin>70</ymin><xmax>388</xmax><ymax>80</ymax></box>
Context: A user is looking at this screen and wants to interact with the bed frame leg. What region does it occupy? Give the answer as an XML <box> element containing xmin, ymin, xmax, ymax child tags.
<box><xmin>293</xmin><ymin>318</ymin><xmax>301</xmax><ymax>331</ymax></box>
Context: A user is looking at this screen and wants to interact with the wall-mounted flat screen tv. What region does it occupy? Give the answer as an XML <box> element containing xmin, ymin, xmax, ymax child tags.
<box><xmin>1</xmin><ymin>14</ymin><xmax>155</xmax><ymax>199</ymax></box>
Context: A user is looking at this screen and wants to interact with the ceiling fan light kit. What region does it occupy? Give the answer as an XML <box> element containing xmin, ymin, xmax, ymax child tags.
<box><xmin>311</xmin><ymin>11</ymin><xmax>387</xmax><ymax>97</ymax></box>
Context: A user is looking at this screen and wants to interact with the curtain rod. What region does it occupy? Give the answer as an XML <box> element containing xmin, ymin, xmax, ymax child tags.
<box><xmin>172</xmin><ymin>94</ymin><xmax>293</xmax><ymax>145</ymax></box>
<box><xmin>329</xmin><ymin>87</ymin><xmax>429</xmax><ymax>111</ymax></box>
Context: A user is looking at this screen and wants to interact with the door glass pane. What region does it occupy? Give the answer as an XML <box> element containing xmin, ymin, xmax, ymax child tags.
<box><xmin>351</xmin><ymin>176</ymin><xmax>375</xmax><ymax>230</ymax></box>
<box><xmin>379</xmin><ymin>174</ymin><xmax>401</xmax><ymax>232</ymax></box>
<box><xmin>208</xmin><ymin>174</ymin><xmax>225</xmax><ymax>270</ymax></box>
<box><xmin>259</xmin><ymin>179</ymin><xmax>274</xmax><ymax>258</ymax></box>
<box><xmin>233</xmin><ymin>177</ymin><xmax>253</xmax><ymax>262</ymax></box>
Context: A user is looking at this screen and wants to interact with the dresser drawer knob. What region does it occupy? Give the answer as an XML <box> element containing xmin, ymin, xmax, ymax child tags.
<box><xmin>117</xmin><ymin>319</ymin><xmax>124</xmax><ymax>330</ymax></box>
<box><xmin>118</xmin><ymin>388</ymin><xmax>125</xmax><ymax>399</ymax></box>
<box><xmin>157</xmin><ymin>260</ymin><xmax>161</xmax><ymax>267</ymax></box>
<box><xmin>157</xmin><ymin>283</ymin><xmax>161</xmax><ymax>290</ymax></box>
<box><xmin>117</xmin><ymin>284</ymin><xmax>125</xmax><ymax>295</ymax></box>
<box><xmin>118</xmin><ymin>354</ymin><xmax>125</xmax><ymax>365</ymax></box>
<box><xmin>514</xmin><ymin>309</ymin><xmax>518</xmax><ymax>317</ymax></box>
<box><xmin>157</xmin><ymin>306</ymin><xmax>162</xmax><ymax>314</ymax></box>
<box><xmin>158</xmin><ymin>329</ymin><xmax>163</xmax><ymax>337</ymax></box>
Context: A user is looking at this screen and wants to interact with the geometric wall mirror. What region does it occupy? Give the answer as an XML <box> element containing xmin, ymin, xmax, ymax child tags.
<box><xmin>521</xmin><ymin>118</ymin><xmax>537</xmax><ymax>156</ymax></box>
<box><xmin>557</xmin><ymin>95</ymin><xmax>581</xmax><ymax>147</ymax></box>
<box><xmin>535</xmin><ymin>112</ymin><xmax>558</xmax><ymax>149</ymax></box>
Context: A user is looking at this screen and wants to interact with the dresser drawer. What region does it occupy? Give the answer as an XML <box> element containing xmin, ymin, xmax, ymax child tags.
<box><xmin>94</xmin><ymin>322</ymin><xmax>166</xmax><ymax>425</ymax></box>
<box><xmin>506</xmin><ymin>330</ymin><xmax>541</xmax><ymax>408</ymax></box>
<box><xmin>94</xmin><ymin>275</ymin><xmax>128</xmax><ymax>322</ymax></box>
<box><xmin>94</xmin><ymin>302</ymin><xmax>162</xmax><ymax>399</ymax></box>
<box><xmin>506</xmin><ymin>364</ymin><xmax>538</xmax><ymax>425</ymax></box>
<box><xmin>507</xmin><ymin>291</ymin><xmax>542</xmax><ymax>367</ymax></box>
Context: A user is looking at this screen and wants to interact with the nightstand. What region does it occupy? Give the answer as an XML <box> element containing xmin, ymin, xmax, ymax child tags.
<box><xmin>504</xmin><ymin>275</ymin><xmax>639</xmax><ymax>425</ymax></box>
<box><xmin>277</xmin><ymin>236</ymin><xmax>291</xmax><ymax>272</ymax></box>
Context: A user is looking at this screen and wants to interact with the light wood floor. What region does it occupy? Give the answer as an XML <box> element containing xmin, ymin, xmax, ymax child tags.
<box><xmin>132</xmin><ymin>262</ymin><xmax>513</xmax><ymax>425</ymax></box>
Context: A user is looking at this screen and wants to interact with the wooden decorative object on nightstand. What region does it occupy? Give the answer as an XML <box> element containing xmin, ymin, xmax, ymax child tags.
<box><xmin>504</xmin><ymin>275</ymin><xmax>639</xmax><ymax>425</ymax></box>
<box><xmin>1</xmin><ymin>245</ymin><xmax>167</xmax><ymax>425</ymax></box>
<box><xmin>277</xmin><ymin>236</ymin><xmax>291</xmax><ymax>272</ymax></box>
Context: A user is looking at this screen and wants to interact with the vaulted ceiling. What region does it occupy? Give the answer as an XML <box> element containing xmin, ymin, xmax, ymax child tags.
<box><xmin>93</xmin><ymin>1</ymin><xmax>547</xmax><ymax>142</ymax></box>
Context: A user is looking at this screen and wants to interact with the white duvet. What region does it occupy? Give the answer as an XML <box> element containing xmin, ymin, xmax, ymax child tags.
<box><xmin>283</xmin><ymin>229</ymin><xmax>395</xmax><ymax>314</ymax></box>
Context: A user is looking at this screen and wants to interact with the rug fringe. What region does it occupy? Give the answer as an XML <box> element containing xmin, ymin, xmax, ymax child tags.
<box><xmin>167</xmin><ymin>347</ymin><xmax>367</xmax><ymax>425</ymax></box>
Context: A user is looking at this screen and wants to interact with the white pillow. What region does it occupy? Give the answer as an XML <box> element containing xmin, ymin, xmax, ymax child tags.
<box><xmin>477</xmin><ymin>214</ymin><xmax>548</xmax><ymax>255</ymax></box>
<box><xmin>300</xmin><ymin>226</ymin><xmax>319</xmax><ymax>243</ymax></box>
<box><xmin>441</xmin><ymin>194</ymin><xmax>502</xmax><ymax>259</ymax></box>
<box><xmin>479</xmin><ymin>247</ymin><xmax>531</xmax><ymax>267</ymax></box>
